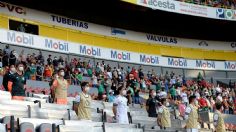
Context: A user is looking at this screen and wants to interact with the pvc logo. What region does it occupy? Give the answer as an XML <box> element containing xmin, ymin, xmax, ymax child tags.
<box><xmin>196</xmin><ymin>60</ymin><xmax>215</xmax><ymax>69</ymax></box>
<box><xmin>168</xmin><ymin>58</ymin><xmax>187</xmax><ymax>67</ymax></box>
<box><xmin>140</xmin><ymin>54</ymin><xmax>159</xmax><ymax>64</ymax></box>
<box><xmin>7</xmin><ymin>32</ymin><xmax>34</xmax><ymax>45</ymax></box>
<box><xmin>45</xmin><ymin>39</ymin><xmax>68</xmax><ymax>51</ymax></box>
<box><xmin>111</xmin><ymin>50</ymin><xmax>130</xmax><ymax>61</ymax></box>
<box><xmin>0</xmin><ymin>2</ymin><xmax>26</xmax><ymax>15</ymax></box>
<box><xmin>225</xmin><ymin>62</ymin><xmax>236</xmax><ymax>70</ymax></box>
<box><xmin>79</xmin><ymin>45</ymin><xmax>101</xmax><ymax>56</ymax></box>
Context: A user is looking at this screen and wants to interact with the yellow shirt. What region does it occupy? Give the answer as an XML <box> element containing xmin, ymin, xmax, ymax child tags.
<box><xmin>77</xmin><ymin>92</ymin><xmax>92</xmax><ymax>120</ymax></box>
<box><xmin>214</xmin><ymin>110</ymin><xmax>226</xmax><ymax>132</ymax></box>
<box><xmin>159</xmin><ymin>106</ymin><xmax>171</xmax><ymax>127</ymax></box>
<box><xmin>186</xmin><ymin>104</ymin><xmax>198</xmax><ymax>129</ymax></box>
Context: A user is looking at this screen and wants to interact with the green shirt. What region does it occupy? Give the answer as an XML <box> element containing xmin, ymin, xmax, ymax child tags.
<box><xmin>98</xmin><ymin>82</ymin><xmax>104</xmax><ymax>94</ymax></box>
<box><xmin>170</xmin><ymin>87</ymin><xmax>176</xmax><ymax>96</ymax></box>
<box><xmin>128</xmin><ymin>86</ymin><xmax>134</xmax><ymax>96</ymax></box>
<box><xmin>87</xmin><ymin>68</ymin><xmax>92</xmax><ymax>77</ymax></box>
<box><xmin>76</xmin><ymin>74</ymin><xmax>83</xmax><ymax>81</ymax></box>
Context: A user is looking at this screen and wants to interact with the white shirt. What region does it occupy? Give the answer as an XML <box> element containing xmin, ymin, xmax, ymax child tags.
<box><xmin>181</xmin><ymin>92</ymin><xmax>188</xmax><ymax>103</ymax></box>
<box><xmin>158</xmin><ymin>91</ymin><xmax>167</xmax><ymax>99</ymax></box>
<box><xmin>114</xmin><ymin>95</ymin><xmax>129</xmax><ymax>124</ymax></box>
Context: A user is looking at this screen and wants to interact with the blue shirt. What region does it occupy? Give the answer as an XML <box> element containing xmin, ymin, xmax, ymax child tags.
<box><xmin>108</xmin><ymin>95</ymin><xmax>115</xmax><ymax>102</ymax></box>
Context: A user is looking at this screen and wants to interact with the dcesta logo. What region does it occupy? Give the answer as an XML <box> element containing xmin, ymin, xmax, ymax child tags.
<box><xmin>45</xmin><ymin>39</ymin><xmax>68</xmax><ymax>52</ymax></box>
<box><xmin>79</xmin><ymin>45</ymin><xmax>101</xmax><ymax>56</ymax></box>
<box><xmin>7</xmin><ymin>32</ymin><xmax>34</xmax><ymax>45</ymax></box>
<box><xmin>216</xmin><ymin>8</ymin><xmax>235</xmax><ymax>19</ymax></box>
<box><xmin>141</xmin><ymin>0</ymin><xmax>175</xmax><ymax>10</ymax></box>
<box><xmin>140</xmin><ymin>54</ymin><xmax>159</xmax><ymax>64</ymax></box>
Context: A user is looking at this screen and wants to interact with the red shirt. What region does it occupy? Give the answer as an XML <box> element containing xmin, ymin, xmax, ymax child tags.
<box><xmin>198</xmin><ymin>98</ymin><xmax>208</xmax><ymax>107</ymax></box>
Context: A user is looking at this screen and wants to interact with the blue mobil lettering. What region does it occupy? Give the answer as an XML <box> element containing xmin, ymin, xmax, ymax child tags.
<box><xmin>140</xmin><ymin>55</ymin><xmax>159</xmax><ymax>64</ymax></box>
<box><xmin>7</xmin><ymin>32</ymin><xmax>34</xmax><ymax>45</ymax></box>
<box><xmin>146</xmin><ymin>34</ymin><xmax>177</xmax><ymax>44</ymax></box>
<box><xmin>51</xmin><ymin>15</ymin><xmax>88</xmax><ymax>29</ymax></box>
<box><xmin>79</xmin><ymin>45</ymin><xmax>101</xmax><ymax>56</ymax></box>
<box><xmin>225</xmin><ymin>62</ymin><xmax>236</xmax><ymax>70</ymax></box>
<box><xmin>111</xmin><ymin>50</ymin><xmax>130</xmax><ymax>61</ymax></box>
<box><xmin>45</xmin><ymin>39</ymin><xmax>68</xmax><ymax>51</ymax></box>
<box><xmin>168</xmin><ymin>58</ymin><xmax>187</xmax><ymax>67</ymax></box>
<box><xmin>196</xmin><ymin>60</ymin><xmax>215</xmax><ymax>68</ymax></box>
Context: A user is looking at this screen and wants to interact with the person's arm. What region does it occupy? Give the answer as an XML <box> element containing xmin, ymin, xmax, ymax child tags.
<box><xmin>146</xmin><ymin>99</ymin><xmax>150</xmax><ymax>112</ymax></box>
<box><xmin>113</xmin><ymin>104</ymin><xmax>117</xmax><ymax>118</ymax></box>
<box><xmin>184</xmin><ymin>106</ymin><xmax>192</xmax><ymax>120</ymax></box>
<box><xmin>213</xmin><ymin>113</ymin><xmax>219</xmax><ymax>127</ymax></box>
<box><xmin>113</xmin><ymin>98</ymin><xmax>118</xmax><ymax>118</ymax></box>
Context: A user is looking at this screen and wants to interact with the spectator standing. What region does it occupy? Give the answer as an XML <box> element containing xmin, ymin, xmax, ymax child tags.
<box><xmin>113</xmin><ymin>86</ymin><xmax>129</xmax><ymax>124</ymax></box>
<box><xmin>77</xmin><ymin>82</ymin><xmax>92</xmax><ymax>120</ymax></box>
<box><xmin>2</xmin><ymin>64</ymin><xmax>16</xmax><ymax>92</ymax></box>
<box><xmin>213</xmin><ymin>103</ymin><xmax>226</xmax><ymax>132</ymax></box>
<box><xmin>51</xmin><ymin>68</ymin><xmax>69</xmax><ymax>104</ymax></box>
<box><xmin>146</xmin><ymin>89</ymin><xmax>158</xmax><ymax>117</ymax></box>
<box><xmin>185</xmin><ymin>96</ymin><xmax>199</xmax><ymax>132</ymax></box>
<box><xmin>11</xmin><ymin>63</ymin><xmax>26</xmax><ymax>100</ymax></box>
<box><xmin>158</xmin><ymin>98</ymin><xmax>171</xmax><ymax>130</ymax></box>
<box><xmin>47</xmin><ymin>55</ymin><xmax>52</xmax><ymax>66</ymax></box>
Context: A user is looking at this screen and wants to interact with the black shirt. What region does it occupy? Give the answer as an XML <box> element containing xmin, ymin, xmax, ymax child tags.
<box><xmin>146</xmin><ymin>97</ymin><xmax>158</xmax><ymax>117</ymax></box>
<box><xmin>2</xmin><ymin>71</ymin><xmax>14</xmax><ymax>91</ymax></box>
<box><xmin>11</xmin><ymin>72</ymin><xmax>26</xmax><ymax>96</ymax></box>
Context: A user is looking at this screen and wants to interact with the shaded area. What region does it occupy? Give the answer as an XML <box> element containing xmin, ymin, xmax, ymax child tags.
<box><xmin>2</xmin><ymin>0</ymin><xmax>236</xmax><ymax>41</ymax></box>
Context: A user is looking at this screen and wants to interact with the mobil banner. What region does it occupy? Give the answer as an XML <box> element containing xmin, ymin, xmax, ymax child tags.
<box><xmin>0</xmin><ymin>29</ymin><xmax>236</xmax><ymax>71</ymax></box>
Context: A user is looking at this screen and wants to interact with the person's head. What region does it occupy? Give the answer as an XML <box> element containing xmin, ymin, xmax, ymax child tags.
<box><xmin>58</xmin><ymin>68</ymin><xmax>65</xmax><ymax>77</ymax></box>
<box><xmin>160</xmin><ymin>98</ymin><xmax>168</xmax><ymax>106</ymax></box>
<box><xmin>9</xmin><ymin>65</ymin><xmax>16</xmax><ymax>74</ymax></box>
<box><xmin>54</xmin><ymin>56</ymin><xmax>57</xmax><ymax>60</ymax></box>
<box><xmin>6</xmin><ymin>45</ymin><xmax>9</xmax><ymax>49</ymax></box>
<box><xmin>17</xmin><ymin>63</ymin><xmax>24</xmax><ymax>72</ymax></box>
<box><xmin>189</xmin><ymin>95</ymin><xmax>196</xmax><ymax>105</ymax></box>
<box><xmin>215</xmin><ymin>102</ymin><xmax>223</xmax><ymax>111</ymax></box>
<box><xmin>109</xmin><ymin>90</ymin><xmax>114</xmax><ymax>96</ymax></box>
<box><xmin>150</xmin><ymin>89</ymin><xmax>156</xmax><ymax>97</ymax></box>
<box><xmin>117</xmin><ymin>86</ymin><xmax>126</xmax><ymax>96</ymax></box>
<box><xmin>49</xmin><ymin>54</ymin><xmax>51</xmax><ymax>58</ymax></box>
<box><xmin>81</xmin><ymin>82</ymin><xmax>90</xmax><ymax>94</ymax></box>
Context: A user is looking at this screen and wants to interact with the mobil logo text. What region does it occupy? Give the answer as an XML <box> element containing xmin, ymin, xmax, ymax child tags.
<box><xmin>196</xmin><ymin>60</ymin><xmax>215</xmax><ymax>69</ymax></box>
<box><xmin>79</xmin><ymin>45</ymin><xmax>101</xmax><ymax>56</ymax></box>
<box><xmin>168</xmin><ymin>58</ymin><xmax>187</xmax><ymax>67</ymax></box>
<box><xmin>7</xmin><ymin>31</ymin><xmax>34</xmax><ymax>45</ymax></box>
<box><xmin>225</xmin><ymin>62</ymin><xmax>236</xmax><ymax>70</ymax></box>
<box><xmin>111</xmin><ymin>50</ymin><xmax>130</xmax><ymax>61</ymax></box>
<box><xmin>140</xmin><ymin>54</ymin><xmax>159</xmax><ymax>64</ymax></box>
<box><xmin>45</xmin><ymin>39</ymin><xmax>68</xmax><ymax>52</ymax></box>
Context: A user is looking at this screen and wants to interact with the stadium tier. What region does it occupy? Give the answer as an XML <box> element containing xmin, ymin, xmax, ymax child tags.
<box><xmin>0</xmin><ymin>1</ymin><xmax>236</xmax><ymax>132</ymax></box>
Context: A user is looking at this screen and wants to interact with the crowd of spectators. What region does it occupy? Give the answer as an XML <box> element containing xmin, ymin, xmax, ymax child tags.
<box><xmin>177</xmin><ymin>0</ymin><xmax>236</xmax><ymax>9</ymax></box>
<box><xmin>0</xmin><ymin>45</ymin><xmax>236</xmax><ymax>116</ymax></box>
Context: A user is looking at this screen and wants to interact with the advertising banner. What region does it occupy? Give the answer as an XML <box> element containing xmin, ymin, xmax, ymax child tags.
<box><xmin>0</xmin><ymin>29</ymin><xmax>235</xmax><ymax>71</ymax></box>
